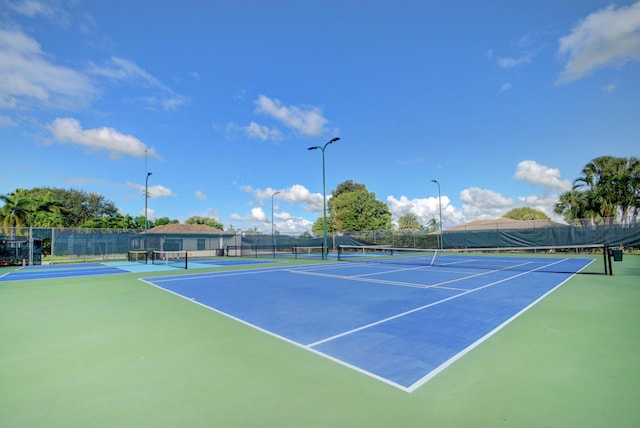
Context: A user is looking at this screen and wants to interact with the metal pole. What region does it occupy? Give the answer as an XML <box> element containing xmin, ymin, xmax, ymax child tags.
<box><xmin>431</xmin><ymin>179</ymin><xmax>443</xmax><ymax>249</ymax></box>
<box><xmin>308</xmin><ymin>137</ymin><xmax>340</xmax><ymax>259</ymax></box>
<box><xmin>145</xmin><ymin>172</ymin><xmax>152</xmax><ymax>251</ymax></box>
<box><xmin>271</xmin><ymin>191</ymin><xmax>280</xmax><ymax>256</ymax></box>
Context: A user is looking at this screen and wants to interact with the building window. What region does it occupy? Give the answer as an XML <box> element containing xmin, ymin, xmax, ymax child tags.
<box><xmin>163</xmin><ymin>239</ymin><xmax>183</xmax><ymax>251</ymax></box>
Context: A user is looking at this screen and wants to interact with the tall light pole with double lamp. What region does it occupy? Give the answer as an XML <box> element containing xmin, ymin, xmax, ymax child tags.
<box><xmin>431</xmin><ymin>179</ymin><xmax>443</xmax><ymax>249</ymax></box>
<box><xmin>308</xmin><ymin>137</ymin><xmax>340</xmax><ymax>260</ymax></box>
<box><xmin>271</xmin><ymin>191</ymin><xmax>281</xmax><ymax>255</ymax></box>
<box><xmin>144</xmin><ymin>172</ymin><xmax>152</xmax><ymax>251</ymax></box>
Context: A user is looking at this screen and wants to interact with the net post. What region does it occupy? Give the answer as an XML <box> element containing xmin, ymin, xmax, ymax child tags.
<box><xmin>604</xmin><ymin>245</ymin><xmax>613</xmax><ymax>276</ymax></box>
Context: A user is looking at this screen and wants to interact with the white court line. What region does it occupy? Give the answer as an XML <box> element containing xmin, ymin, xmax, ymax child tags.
<box><xmin>288</xmin><ymin>269</ymin><xmax>467</xmax><ymax>290</ymax></box>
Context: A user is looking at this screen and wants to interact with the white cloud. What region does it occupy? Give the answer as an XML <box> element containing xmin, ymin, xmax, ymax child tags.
<box><xmin>498</xmin><ymin>82</ymin><xmax>512</xmax><ymax>94</ymax></box>
<box><xmin>143</xmin><ymin>207</ymin><xmax>156</xmax><ymax>220</ymax></box>
<box><xmin>9</xmin><ymin>0</ymin><xmax>55</xmax><ymax>18</ymax></box>
<box><xmin>517</xmin><ymin>194</ymin><xmax>565</xmax><ymax>222</ymax></box>
<box><xmin>245</xmin><ymin>121</ymin><xmax>282</xmax><ymax>140</ymax></box>
<box><xmin>274</xmin><ymin>216</ymin><xmax>314</xmax><ymax>235</ymax></box>
<box><xmin>0</xmin><ymin>28</ymin><xmax>95</xmax><ymax>110</ymax></box>
<box><xmin>513</xmin><ymin>160</ymin><xmax>572</xmax><ymax>192</ymax></box>
<box><xmin>497</xmin><ymin>54</ymin><xmax>532</xmax><ymax>68</ymax></box>
<box><xmin>89</xmin><ymin>56</ymin><xmax>163</xmax><ymax>87</ymax></box>
<box><xmin>459</xmin><ymin>187</ymin><xmax>515</xmax><ymax>220</ymax></box>
<box><xmin>128</xmin><ymin>182</ymin><xmax>174</xmax><ymax>199</ymax></box>
<box><xmin>231</xmin><ymin>184</ymin><xmax>324</xmax><ymax>233</ymax></box>
<box><xmin>0</xmin><ymin>114</ymin><xmax>16</xmax><ymax>127</ymax></box>
<box><xmin>6</xmin><ymin>0</ymin><xmax>70</xmax><ymax>27</ymax></box>
<box><xmin>195</xmin><ymin>190</ymin><xmax>207</xmax><ymax>200</ymax></box>
<box><xmin>229</xmin><ymin>207</ymin><xmax>267</xmax><ymax>223</ymax></box>
<box><xmin>557</xmin><ymin>1</ymin><xmax>640</xmax><ymax>83</ymax></box>
<box><xmin>88</xmin><ymin>56</ymin><xmax>189</xmax><ymax>111</ymax></box>
<box><xmin>254</xmin><ymin>95</ymin><xmax>328</xmax><ymax>136</ymax></box>
<box><xmin>240</xmin><ymin>184</ymin><xmax>324</xmax><ymax>213</ymax></box>
<box><xmin>280</xmin><ymin>184</ymin><xmax>324</xmax><ymax>212</ymax></box>
<box><xmin>386</xmin><ymin>195</ymin><xmax>443</xmax><ymax>224</ymax></box>
<box><xmin>48</xmin><ymin>117</ymin><xmax>160</xmax><ymax>159</ymax></box>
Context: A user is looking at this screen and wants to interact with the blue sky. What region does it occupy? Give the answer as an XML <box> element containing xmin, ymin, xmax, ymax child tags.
<box><xmin>1</xmin><ymin>0</ymin><xmax>638</xmax><ymax>234</ymax></box>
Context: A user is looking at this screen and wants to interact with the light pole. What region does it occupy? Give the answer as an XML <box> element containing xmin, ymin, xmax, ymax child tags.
<box><xmin>271</xmin><ymin>191</ymin><xmax>280</xmax><ymax>255</ymax></box>
<box><xmin>308</xmin><ymin>137</ymin><xmax>340</xmax><ymax>259</ymax></box>
<box><xmin>145</xmin><ymin>172</ymin><xmax>152</xmax><ymax>250</ymax></box>
<box><xmin>431</xmin><ymin>179</ymin><xmax>443</xmax><ymax>249</ymax></box>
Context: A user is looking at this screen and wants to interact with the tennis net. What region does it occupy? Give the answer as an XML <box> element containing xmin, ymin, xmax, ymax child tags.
<box><xmin>152</xmin><ymin>250</ymin><xmax>188</xmax><ymax>269</ymax></box>
<box><xmin>337</xmin><ymin>244</ymin><xmax>612</xmax><ymax>275</ymax></box>
<box><xmin>292</xmin><ymin>245</ymin><xmax>324</xmax><ymax>258</ymax></box>
<box><xmin>127</xmin><ymin>250</ymin><xmax>148</xmax><ymax>264</ymax></box>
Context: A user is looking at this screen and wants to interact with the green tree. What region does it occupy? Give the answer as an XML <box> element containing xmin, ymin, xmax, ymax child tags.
<box><xmin>29</xmin><ymin>192</ymin><xmax>65</xmax><ymax>227</ymax></box>
<box><xmin>9</xmin><ymin>187</ymin><xmax>119</xmax><ymax>227</ymax></box>
<box><xmin>398</xmin><ymin>213</ymin><xmax>422</xmax><ymax>230</ymax></box>
<box><xmin>426</xmin><ymin>218</ymin><xmax>440</xmax><ymax>233</ymax></box>
<box><xmin>185</xmin><ymin>216</ymin><xmax>224</xmax><ymax>230</ymax></box>
<box><xmin>326</xmin><ymin>181</ymin><xmax>392</xmax><ymax>232</ymax></box>
<box><xmin>0</xmin><ymin>190</ymin><xmax>34</xmax><ymax>227</ymax></box>
<box><xmin>311</xmin><ymin>216</ymin><xmax>334</xmax><ymax>236</ymax></box>
<box><xmin>555</xmin><ymin>156</ymin><xmax>640</xmax><ymax>225</ymax></box>
<box><xmin>504</xmin><ymin>207</ymin><xmax>550</xmax><ymax>221</ymax></box>
<box><xmin>155</xmin><ymin>216</ymin><xmax>179</xmax><ymax>226</ymax></box>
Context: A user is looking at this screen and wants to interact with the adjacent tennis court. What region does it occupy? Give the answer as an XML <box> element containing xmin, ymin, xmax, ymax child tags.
<box><xmin>0</xmin><ymin>257</ymin><xmax>272</xmax><ymax>282</ymax></box>
<box><xmin>142</xmin><ymin>250</ymin><xmax>595</xmax><ymax>391</ymax></box>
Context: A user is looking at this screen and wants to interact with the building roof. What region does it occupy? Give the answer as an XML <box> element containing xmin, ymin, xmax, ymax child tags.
<box><xmin>445</xmin><ymin>217</ymin><xmax>567</xmax><ymax>231</ymax></box>
<box><xmin>144</xmin><ymin>224</ymin><xmax>231</xmax><ymax>235</ymax></box>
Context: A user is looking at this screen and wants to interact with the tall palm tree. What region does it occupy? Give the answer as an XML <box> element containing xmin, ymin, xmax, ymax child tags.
<box><xmin>572</xmin><ymin>156</ymin><xmax>633</xmax><ymax>224</ymax></box>
<box><xmin>0</xmin><ymin>190</ymin><xmax>35</xmax><ymax>228</ymax></box>
<box><xmin>621</xmin><ymin>156</ymin><xmax>640</xmax><ymax>224</ymax></box>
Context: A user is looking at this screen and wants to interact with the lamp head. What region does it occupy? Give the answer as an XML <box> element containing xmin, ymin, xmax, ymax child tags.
<box><xmin>308</xmin><ymin>146</ymin><xmax>320</xmax><ymax>151</ymax></box>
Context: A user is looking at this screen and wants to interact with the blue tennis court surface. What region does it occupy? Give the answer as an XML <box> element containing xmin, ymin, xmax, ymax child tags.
<box><xmin>142</xmin><ymin>257</ymin><xmax>593</xmax><ymax>392</ymax></box>
<box><xmin>0</xmin><ymin>259</ymin><xmax>272</xmax><ymax>282</ymax></box>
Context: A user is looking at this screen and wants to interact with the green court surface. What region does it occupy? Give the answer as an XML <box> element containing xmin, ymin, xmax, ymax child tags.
<box><xmin>1</xmin><ymin>256</ymin><xmax>639</xmax><ymax>427</ymax></box>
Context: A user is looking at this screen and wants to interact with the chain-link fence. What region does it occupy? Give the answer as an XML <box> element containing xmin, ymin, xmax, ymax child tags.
<box><xmin>1</xmin><ymin>220</ymin><xmax>639</xmax><ymax>266</ymax></box>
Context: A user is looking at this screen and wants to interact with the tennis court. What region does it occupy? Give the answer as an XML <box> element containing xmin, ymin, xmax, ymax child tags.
<box><xmin>143</xmin><ymin>250</ymin><xmax>595</xmax><ymax>391</ymax></box>
<box><xmin>0</xmin><ymin>257</ymin><xmax>272</xmax><ymax>282</ymax></box>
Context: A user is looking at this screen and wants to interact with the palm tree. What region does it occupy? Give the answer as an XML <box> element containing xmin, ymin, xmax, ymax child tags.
<box><xmin>0</xmin><ymin>190</ymin><xmax>35</xmax><ymax>228</ymax></box>
<box><xmin>565</xmin><ymin>156</ymin><xmax>640</xmax><ymax>225</ymax></box>
<box><xmin>30</xmin><ymin>192</ymin><xmax>65</xmax><ymax>227</ymax></box>
<box><xmin>398</xmin><ymin>213</ymin><xmax>422</xmax><ymax>230</ymax></box>
<box><xmin>426</xmin><ymin>217</ymin><xmax>440</xmax><ymax>233</ymax></box>
<box><xmin>555</xmin><ymin>189</ymin><xmax>594</xmax><ymax>225</ymax></box>
<box><xmin>619</xmin><ymin>156</ymin><xmax>640</xmax><ymax>224</ymax></box>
